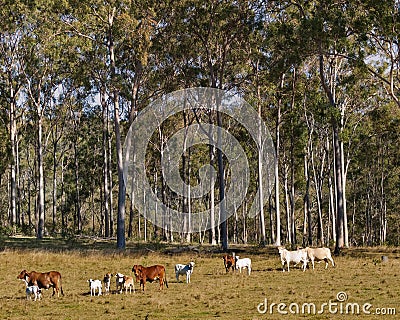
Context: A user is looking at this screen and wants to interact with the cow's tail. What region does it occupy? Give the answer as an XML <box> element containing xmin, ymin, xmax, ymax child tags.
<box><xmin>164</xmin><ymin>271</ymin><xmax>168</xmax><ymax>289</ymax></box>
<box><xmin>59</xmin><ymin>275</ymin><xmax>65</xmax><ymax>296</ymax></box>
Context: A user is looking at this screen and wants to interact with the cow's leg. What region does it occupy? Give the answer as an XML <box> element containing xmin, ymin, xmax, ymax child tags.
<box><xmin>141</xmin><ymin>279</ymin><xmax>146</xmax><ymax>291</ymax></box>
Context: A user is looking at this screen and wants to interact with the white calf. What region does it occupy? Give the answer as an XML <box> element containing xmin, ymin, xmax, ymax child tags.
<box><xmin>305</xmin><ymin>247</ymin><xmax>335</xmax><ymax>269</ymax></box>
<box><xmin>21</xmin><ymin>279</ymin><xmax>41</xmax><ymax>301</ymax></box>
<box><xmin>175</xmin><ymin>262</ymin><xmax>195</xmax><ymax>283</ymax></box>
<box><xmin>88</xmin><ymin>279</ymin><xmax>102</xmax><ymax>296</ymax></box>
<box><xmin>115</xmin><ymin>273</ymin><xmax>125</xmax><ymax>293</ymax></box>
<box><xmin>103</xmin><ymin>273</ymin><xmax>111</xmax><ymax>294</ymax></box>
<box><xmin>235</xmin><ymin>256</ymin><xmax>252</xmax><ymax>275</ymax></box>
<box><xmin>278</xmin><ymin>247</ymin><xmax>308</xmax><ymax>272</ymax></box>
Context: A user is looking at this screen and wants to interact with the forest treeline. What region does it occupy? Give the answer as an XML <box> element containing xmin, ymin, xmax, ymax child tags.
<box><xmin>1</xmin><ymin>0</ymin><xmax>399</xmax><ymax>250</ymax></box>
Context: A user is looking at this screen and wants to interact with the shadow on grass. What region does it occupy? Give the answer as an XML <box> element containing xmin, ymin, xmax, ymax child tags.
<box><xmin>1</xmin><ymin>236</ymin><xmax>399</xmax><ymax>260</ymax></box>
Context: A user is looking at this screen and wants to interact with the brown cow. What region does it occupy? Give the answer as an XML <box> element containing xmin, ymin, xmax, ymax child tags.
<box><xmin>132</xmin><ymin>264</ymin><xmax>168</xmax><ymax>291</ymax></box>
<box><xmin>222</xmin><ymin>255</ymin><xmax>235</xmax><ymax>273</ymax></box>
<box><xmin>17</xmin><ymin>270</ymin><xmax>64</xmax><ymax>297</ymax></box>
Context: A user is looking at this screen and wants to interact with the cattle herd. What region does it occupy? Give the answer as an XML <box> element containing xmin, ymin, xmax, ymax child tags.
<box><xmin>16</xmin><ymin>246</ymin><xmax>335</xmax><ymax>300</ymax></box>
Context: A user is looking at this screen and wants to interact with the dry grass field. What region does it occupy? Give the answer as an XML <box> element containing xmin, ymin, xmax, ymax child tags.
<box><xmin>0</xmin><ymin>237</ymin><xmax>399</xmax><ymax>320</ymax></box>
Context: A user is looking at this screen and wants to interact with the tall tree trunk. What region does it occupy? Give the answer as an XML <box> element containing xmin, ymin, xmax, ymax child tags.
<box><xmin>208</xmin><ymin>115</ymin><xmax>217</xmax><ymax>245</ymax></box>
<box><xmin>108</xmin><ymin>109</ymin><xmax>114</xmax><ymax>237</ymax></box>
<box><xmin>101</xmin><ymin>87</ymin><xmax>110</xmax><ymax>238</ymax></box>
<box><xmin>74</xmin><ymin>134</ymin><xmax>81</xmax><ymax>233</ymax></box>
<box><xmin>257</xmin><ymin>70</ymin><xmax>267</xmax><ymax>246</ymax></box>
<box><xmin>340</xmin><ymin>137</ymin><xmax>349</xmax><ymax>247</ymax></box>
<box><xmin>304</xmin><ymin>152</ymin><xmax>312</xmax><ymax>246</ymax></box>
<box><xmin>332</xmin><ymin>123</ymin><xmax>345</xmax><ymax>252</ymax></box>
<box><xmin>108</xmin><ymin>7</ymin><xmax>125</xmax><ymax>249</ymax></box>
<box><xmin>52</xmin><ymin>139</ymin><xmax>57</xmax><ymax>232</ymax></box>
<box><xmin>216</xmin><ymin>96</ymin><xmax>228</xmax><ymax>251</ymax></box>
<box><xmin>9</xmin><ymin>96</ymin><xmax>17</xmax><ymax>227</ymax></box>
<box><xmin>283</xmin><ymin>164</ymin><xmax>291</xmax><ymax>244</ymax></box>
<box><xmin>274</xmin><ymin>74</ymin><xmax>284</xmax><ymax>246</ymax></box>
<box><xmin>9</xmin><ymin>84</ymin><xmax>17</xmax><ymax>231</ymax></box>
<box><xmin>327</xmin><ymin>136</ymin><xmax>336</xmax><ymax>244</ymax></box>
<box><xmin>37</xmin><ymin>114</ymin><xmax>45</xmax><ymax>239</ymax></box>
<box><xmin>319</xmin><ymin>54</ymin><xmax>345</xmax><ymax>254</ymax></box>
<box><xmin>289</xmin><ymin>68</ymin><xmax>297</xmax><ymax>245</ymax></box>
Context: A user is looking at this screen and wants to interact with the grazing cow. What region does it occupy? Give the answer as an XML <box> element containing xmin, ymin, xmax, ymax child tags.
<box><xmin>20</xmin><ymin>278</ymin><xmax>41</xmax><ymax>301</ymax></box>
<box><xmin>17</xmin><ymin>270</ymin><xmax>64</xmax><ymax>297</ymax></box>
<box><xmin>305</xmin><ymin>247</ymin><xmax>335</xmax><ymax>269</ymax></box>
<box><xmin>277</xmin><ymin>247</ymin><xmax>308</xmax><ymax>272</ymax></box>
<box><xmin>103</xmin><ymin>273</ymin><xmax>112</xmax><ymax>294</ymax></box>
<box><xmin>222</xmin><ymin>255</ymin><xmax>235</xmax><ymax>273</ymax></box>
<box><xmin>88</xmin><ymin>279</ymin><xmax>102</xmax><ymax>296</ymax></box>
<box><xmin>174</xmin><ymin>262</ymin><xmax>195</xmax><ymax>283</ymax></box>
<box><xmin>114</xmin><ymin>273</ymin><xmax>125</xmax><ymax>294</ymax></box>
<box><xmin>132</xmin><ymin>264</ymin><xmax>168</xmax><ymax>291</ymax></box>
<box><xmin>122</xmin><ymin>275</ymin><xmax>135</xmax><ymax>294</ymax></box>
<box><xmin>235</xmin><ymin>256</ymin><xmax>252</xmax><ymax>275</ymax></box>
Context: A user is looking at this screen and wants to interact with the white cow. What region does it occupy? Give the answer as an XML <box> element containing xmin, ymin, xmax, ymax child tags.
<box><xmin>305</xmin><ymin>247</ymin><xmax>335</xmax><ymax>269</ymax></box>
<box><xmin>278</xmin><ymin>247</ymin><xmax>308</xmax><ymax>272</ymax></box>
<box><xmin>235</xmin><ymin>256</ymin><xmax>252</xmax><ymax>275</ymax></box>
<box><xmin>88</xmin><ymin>279</ymin><xmax>102</xmax><ymax>296</ymax></box>
<box><xmin>175</xmin><ymin>262</ymin><xmax>195</xmax><ymax>283</ymax></box>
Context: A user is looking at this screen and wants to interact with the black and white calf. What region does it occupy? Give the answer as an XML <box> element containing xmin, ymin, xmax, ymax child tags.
<box><xmin>174</xmin><ymin>261</ymin><xmax>195</xmax><ymax>283</ymax></box>
<box><xmin>103</xmin><ymin>273</ymin><xmax>112</xmax><ymax>294</ymax></box>
<box><xmin>114</xmin><ymin>273</ymin><xmax>125</xmax><ymax>293</ymax></box>
<box><xmin>21</xmin><ymin>278</ymin><xmax>41</xmax><ymax>301</ymax></box>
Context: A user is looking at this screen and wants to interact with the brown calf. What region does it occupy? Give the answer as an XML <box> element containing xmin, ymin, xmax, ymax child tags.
<box><xmin>222</xmin><ymin>255</ymin><xmax>235</xmax><ymax>273</ymax></box>
<box><xmin>17</xmin><ymin>270</ymin><xmax>64</xmax><ymax>297</ymax></box>
<box><xmin>132</xmin><ymin>264</ymin><xmax>168</xmax><ymax>291</ymax></box>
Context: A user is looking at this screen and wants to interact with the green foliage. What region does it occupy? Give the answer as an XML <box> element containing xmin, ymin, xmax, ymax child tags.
<box><xmin>0</xmin><ymin>0</ymin><xmax>399</xmax><ymax>246</ymax></box>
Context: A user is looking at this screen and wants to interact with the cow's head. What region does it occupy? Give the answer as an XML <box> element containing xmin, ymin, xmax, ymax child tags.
<box><xmin>277</xmin><ymin>246</ymin><xmax>285</xmax><ymax>254</ymax></box>
<box><xmin>17</xmin><ymin>270</ymin><xmax>29</xmax><ymax>280</ymax></box>
<box><xmin>132</xmin><ymin>265</ymin><xmax>141</xmax><ymax>276</ymax></box>
<box><xmin>114</xmin><ymin>273</ymin><xmax>124</xmax><ymax>279</ymax></box>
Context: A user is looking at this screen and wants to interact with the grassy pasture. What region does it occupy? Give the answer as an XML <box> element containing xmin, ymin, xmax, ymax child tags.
<box><xmin>0</xmin><ymin>238</ymin><xmax>399</xmax><ymax>320</ymax></box>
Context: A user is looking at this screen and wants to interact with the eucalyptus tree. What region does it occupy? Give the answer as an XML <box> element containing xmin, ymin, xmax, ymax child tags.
<box><xmin>66</xmin><ymin>0</ymin><xmax>162</xmax><ymax>247</ymax></box>
<box><xmin>162</xmin><ymin>0</ymin><xmax>258</xmax><ymax>250</ymax></box>
<box><xmin>360</xmin><ymin>0</ymin><xmax>399</xmax><ymax>107</ymax></box>
<box><xmin>4</xmin><ymin>0</ymin><xmax>71</xmax><ymax>238</ymax></box>
<box><xmin>0</xmin><ymin>0</ymin><xmax>28</xmax><ymax>230</ymax></box>
<box><xmin>287</xmin><ymin>0</ymin><xmax>361</xmax><ymax>252</ymax></box>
